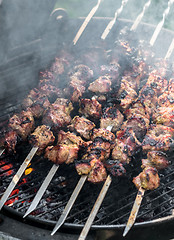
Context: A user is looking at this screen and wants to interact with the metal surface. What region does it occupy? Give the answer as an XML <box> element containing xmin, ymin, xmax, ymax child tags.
<box><xmin>78</xmin><ymin>175</ymin><xmax>112</xmax><ymax>240</ymax></box>
<box><xmin>51</xmin><ymin>175</ymin><xmax>88</xmax><ymax>235</ymax></box>
<box><xmin>23</xmin><ymin>163</ymin><xmax>59</xmax><ymax>218</ymax></box>
<box><xmin>0</xmin><ymin>146</ymin><xmax>38</xmax><ymax>211</ymax></box>
<box><xmin>123</xmin><ymin>187</ymin><xmax>145</xmax><ymax>237</ymax></box>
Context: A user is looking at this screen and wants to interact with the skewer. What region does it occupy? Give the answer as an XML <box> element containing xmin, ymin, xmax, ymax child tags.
<box><xmin>73</xmin><ymin>0</ymin><xmax>102</xmax><ymax>45</ymax></box>
<box><xmin>23</xmin><ymin>163</ymin><xmax>59</xmax><ymax>218</ymax></box>
<box><xmin>0</xmin><ymin>148</ymin><xmax>5</xmax><ymax>156</ymax></box>
<box><xmin>101</xmin><ymin>0</ymin><xmax>129</xmax><ymax>40</ymax></box>
<box><xmin>130</xmin><ymin>0</ymin><xmax>152</xmax><ymax>32</ymax></box>
<box><xmin>150</xmin><ymin>0</ymin><xmax>174</xmax><ymax>46</ymax></box>
<box><xmin>51</xmin><ymin>125</ymin><xmax>112</xmax><ymax>235</ymax></box>
<box><xmin>0</xmin><ymin>146</ymin><xmax>38</xmax><ymax>211</ymax></box>
<box><xmin>78</xmin><ymin>175</ymin><xmax>112</xmax><ymax>240</ymax></box>
<box><xmin>123</xmin><ymin>37</ymin><xmax>174</xmax><ymax>237</ymax></box>
<box><xmin>51</xmin><ymin>175</ymin><xmax>87</xmax><ymax>236</ymax></box>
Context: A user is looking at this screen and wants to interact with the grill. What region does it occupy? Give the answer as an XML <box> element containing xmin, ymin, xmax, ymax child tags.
<box><xmin>1</xmin><ymin>1</ymin><xmax>174</xmax><ymax>239</ymax></box>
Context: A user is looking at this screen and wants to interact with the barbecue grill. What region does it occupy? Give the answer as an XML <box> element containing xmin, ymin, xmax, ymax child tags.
<box><xmin>1</xmin><ymin>1</ymin><xmax>174</xmax><ymax>240</ymax></box>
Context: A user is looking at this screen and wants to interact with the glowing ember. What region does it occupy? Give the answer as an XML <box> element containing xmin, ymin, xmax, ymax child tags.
<box><xmin>0</xmin><ymin>161</ymin><xmax>13</xmax><ymax>176</ymax></box>
<box><xmin>5</xmin><ymin>189</ymin><xmax>19</xmax><ymax>206</ymax></box>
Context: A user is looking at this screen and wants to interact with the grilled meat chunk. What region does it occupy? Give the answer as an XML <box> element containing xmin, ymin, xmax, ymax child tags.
<box><xmin>87</xmin><ymin>159</ymin><xmax>107</xmax><ymax>183</ymax></box>
<box><xmin>112</xmin><ymin>128</ymin><xmax>141</xmax><ymax>164</ymax></box>
<box><xmin>88</xmin><ymin>75</ymin><xmax>112</xmax><ymax>94</ymax></box>
<box><xmin>104</xmin><ymin>159</ymin><xmax>126</xmax><ymax>176</ymax></box>
<box><xmin>45</xmin><ymin>144</ymin><xmax>79</xmax><ymax>165</ymax></box>
<box><xmin>100</xmin><ymin>63</ymin><xmax>120</xmax><ymax>84</ymax></box>
<box><xmin>57</xmin><ymin>130</ymin><xmax>84</xmax><ymax>146</ymax></box>
<box><xmin>68</xmin><ymin>116</ymin><xmax>95</xmax><ymax>140</ymax></box>
<box><xmin>91</xmin><ymin>128</ymin><xmax>115</xmax><ymax>148</ymax></box>
<box><xmin>124</xmin><ymin>100</ymin><xmax>150</xmax><ymax>120</ymax></box>
<box><xmin>0</xmin><ymin>130</ymin><xmax>18</xmax><ymax>153</ymax></box>
<box><xmin>9</xmin><ymin>110</ymin><xmax>34</xmax><ymax>140</ymax></box>
<box><xmin>117</xmin><ymin>79</ymin><xmax>137</xmax><ymax>110</ymax></box>
<box><xmin>142</xmin><ymin>124</ymin><xmax>174</xmax><ymax>152</ymax></box>
<box><xmin>100</xmin><ymin>106</ymin><xmax>124</xmax><ymax>132</ymax></box>
<box><xmin>157</xmin><ymin>91</ymin><xmax>174</xmax><ymax>107</ymax></box>
<box><xmin>29</xmin><ymin>125</ymin><xmax>55</xmax><ymax>155</ymax></box>
<box><xmin>50</xmin><ymin>57</ymin><xmax>69</xmax><ymax>75</ymax></box>
<box><xmin>168</xmin><ymin>78</ymin><xmax>174</xmax><ymax>93</ymax></box>
<box><xmin>152</xmin><ymin>106</ymin><xmax>174</xmax><ymax>128</ymax></box>
<box><xmin>79</xmin><ymin>98</ymin><xmax>102</xmax><ymax>119</ymax></box>
<box><xmin>42</xmin><ymin>100</ymin><xmax>73</xmax><ymax>131</ymax></box>
<box><xmin>141</xmin><ymin>151</ymin><xmax>169</xmax><ymax>170</ymax></box>
<box><xmin>133</xmin><ymin>166</ymin><xmax>160</xmax><ymax>190</ymax></box>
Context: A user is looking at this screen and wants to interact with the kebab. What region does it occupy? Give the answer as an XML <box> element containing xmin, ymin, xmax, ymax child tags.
<box><xmin>123</xmin><ymin>38</ymin><xmax>174</xmax><ymax>236</ymax></box>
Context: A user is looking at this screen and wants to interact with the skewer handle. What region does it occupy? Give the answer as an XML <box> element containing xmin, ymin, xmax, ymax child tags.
<box><xmin>123</xmin><ymin>187</ymin><xmax>145</xmax><ymax>237</ymax></box>
<box><xmin>73</xmin><ymin>0</ymin><xmax>102</xmax><ymax>45</ymax></box>
<box><xmin>0</xmin><ymin>146</ymin><xmax>38</xmax><ymax>211</ymax></box>
<box><xmin>23</xmin><ymin>163</ymin><xmax>59</xmax><ymax>218</ymax></box>
<box><xmin>51</xmin><ymin>175</ymin><xmax>88</xmax><ymax>235</ymax></box>
<box><xmin>164</xmin><ymin>38</ymin><xmax>174</xmax><ymax>60</ymax></box>
<box><xmin>78</xmin><ymin>175</ymin><xmax>112</xmax><ymax>240</ymax></box>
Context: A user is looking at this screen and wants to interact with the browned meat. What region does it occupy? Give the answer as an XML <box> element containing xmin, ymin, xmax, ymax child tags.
<box><xmin>157</xmin><ymin>91</ymin><xmax>174</xmax><ymax>107</ymax></box>
<box><xmin>9</xmin><ymin>110</ymin><xmax>34</xmax><ymax>140</ymax></box>
<box><xmin>100</xmin><ymin>63</ymin><xmax>120</xmax><ymax>84</ymax></box>
<box><xmin>121</xmin><ymin>114</ymin><xmax>149</xmax><ymax>140</ymax></box>
<box><xmin>68</xmin><ymin>116</ymin><xmax>95</xmax><ymax>140</ymax></box>
<box><xmin>168</xmin><ymin>78</ymin><xmax>174</xmax><ymax>93</ymax></box>
<box><xmin>142</xmin><ymin>124</ymin><xmax>174</xmax><ymax>152</ymax></box>
<box><xmin>138</xmin><ymin>85</ymin><xmax>158</xmax><ymax>115</ymax></box>
<box><xmin>88</xmin><ymin>75</ymin><xmax>112</xmax><ymax>94</ymax></box>
<box><xmin>152</xmin><ymin>106</ymin><xmax>174</xmax><ymax>128</ymax></box>
<box><xmin>141</xmin><ymin>151</ymin><xmax>169</xmax><ymax>170</ymax></box>
<box><xmin>75</xmin><ymin>157</ymin><xmax>97</xmax><ymax>176</ymax></box>
<box><xmin>146</xmin><ymin>71</ymin><xmax>168</xmax><ymax>96</ymax></box>
<box><xmin>50</xmin><ymin>57</ymin><xmax>68</xmax><ymax>75</ymax></box>
<box><xmin>87</xmin><ymin>159</ymin><xmax>107</xmax><ymax>183</ymax></box>
<box><xmin>112</xmin><ymin>128</ymin><xmax>141</xmax><ymax>164</ymax></box>
<box><xmin>100</xmin><ymin>106</ymin><xmax>124</xmax><ymax>132</ymax></box>
<box><xmin>42</xmin><ymin>100</ymin><xmax>73</xmax><ymax>131</ymax></box>
<box><xmin>69</xmin><ymin>64</ymin><xmax>93</xmax><ymax>102</ymax></box>
<box><xmin>91</xmin><ymin>128</ymin><xmax>115</xmax><ymax>148</ymax></box>
<box><xmin>117</xmin><ymin>79</ymin><xmax>137</xmax><ymax>110</ymax></box>
<box><xmin>124</xmin><ymin>100</ymin><xmax>150</xmax><ymax>120</ymax></box>
<box><xmin>38</xmin><ymin>84</ymin><xmax>62</xmax><ymax>99</ymax></box>
<box><xmin>2</xmin><ymin>130</ymin><xmax>18</xmax><ymax>153</ymax></box>
<box><xmin>45</xmin><ymin>144</ymin><xmax>79</xmax><ymax>165</ymax></box>
<box><xmin>57</xmin><ymin>130</ymin><xmax>84</xmax><ymax>146</ymax></box>
<box><xmin>29</xmin><ymin>125</ymin><xmax>55</xmax><ymax>155</ymax></box>
<box><xmin>79</xmin><ymin>98</ymin><xmax>102</xmax><ymax>119</ymax></box>
<box><xmin>104</xmin><ymin>159</ymin><xmax>126</xmax><ymax>177</ymax></box>
<box><xmin>133</xmin><ymin>166</ymin><xmax>160</xmax><ymax>190</ymax></box>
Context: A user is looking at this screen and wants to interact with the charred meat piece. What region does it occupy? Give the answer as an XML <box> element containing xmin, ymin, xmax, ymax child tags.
<box><xmin>152</xmin><ymin>106</ymin><xmax>174</xmax><ymax>128</ymax></box>
<box><xmin>79</xmin><ymin>98</ymin><xmax>102</xmax><ymax>119</ymax></box>
<box><xmin>9</xmin><ymin>110</ymin><xmax>34</xmax><ymax>141</ymax></box>
<box><xmin>112</xmin><ymin>128</ymin><xmax>141</xmax><ymax>164</ymax></box>
<box><xmin>133</xmin><ymin>166</ymin><xmax>160</xmax><ymax>190</ymax></box>
<box><xmin>168</xmin><ymin>78</ymin><xmax>174</xmax><ymax>93</ymax></box>
<box><xmin>117</xmin><ymin>79</ymin><xmax>137</xmax><ymax>110</ymax></box>
<box><xmin>104</xmin><ymin>159</ymin><xmax>126</xmax><ymax>177</ymax></box>
<box><xmin>45</xmin><ymin>144</ymin><xmax>79</xmax><ymax>165</ymax></box>
<box><xmin>38</xmin><ymin>84</ymin><xmax>62</xmax><ymax>100</ymax></box>
<box><xmin>68</xmin><ymin>116</ymin><xmax>95</xmax><ymax>140</ymax></box>
<box><xmin>121</xmin><ymin>114</ymin><xmax>149</xmax><ymax>141</ymax></box>
<box><xmin>100</xmin><ymin>62</ymin><xmax>120</xmax><ymax>84</ymax></box>
<box><xmin>158</xmin><ymin>91</ymin><xmax>174</xmax><ymax>107</ymax></box>
<box><xmin>138</xmin><ymin>85</ymin><xmax>158</xmax><ymax>115</ymax></box>
<box><xmin>87</xmin><ymin>159</ymin><xmax>107</xmax><ymax>183</ymax></box>
<box><xmin>141</xmin><ymin>151</ymin><xmax>169</xmax><ymax>170</ymax></box>
<box><xmin>69</xmin><ymin>64</ymin><xmax>93</xmax><ymax>102</ymax></box>
<box><xmin>57</xmin><ymin>130</ymin><xmax>84</xmax><ymax>146</ymax></box>
<box><xmin>91</xmin><ymin>128</ymin><xmax>115</xmax><ymax>148</ymax></box>
<box><xmin>88</xmin><ymin>75</ymin><xmax>112</xmax><ymax>94</ymax></box>
<box><xmin>142</xmin><ymin>124</ymin><xmax>174</xmax><ymax>152</ymax></box>
<box><xmin>50</xmin><ymin>57</ymin><xmax>69</xmax><ymax>75</ymax></box>
<box><xmin>29</xmin><ymin>125</ymin><xmax>55</xmax><ymax>155</ymax></box>
<box><xmin>42</xmin><ymin>100</ymin><xmax>73</xmax><ymax>131</ymax></box>
<box><xmin>100</xmin><ymin>106</ymin><xmax>124</xmax><ymax>132</ymax></box>
<box><xmin>0</xmin><ymin>130</ymin><xmax>18</xmax><ymax>153</ymax></box>
<box><xmin>146</xmin><ymin>71</ymin><xmax>168</xmax><ymax>96</ymax></box>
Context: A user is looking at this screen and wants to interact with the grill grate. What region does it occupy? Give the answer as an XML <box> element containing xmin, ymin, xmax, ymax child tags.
<box><xmin>1</xmin><ymin>149</ymin><xmax>174</xmax><ymax>229</ymax></box>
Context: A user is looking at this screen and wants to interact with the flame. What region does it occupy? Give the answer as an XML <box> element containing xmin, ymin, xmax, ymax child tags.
<box><xmin>0</xmin><ymin>161</ymin><xmax>13</xmax><ymax>176</ymax></box>
<box><xmin>25</xmin><ymin>163</ymin><xmax>34</xmax><ymax>175</ymax></box>
<box><xmin>5</xmin><ymin>189</ymin><xmax>19</xmax><ymax>206</ymax></box>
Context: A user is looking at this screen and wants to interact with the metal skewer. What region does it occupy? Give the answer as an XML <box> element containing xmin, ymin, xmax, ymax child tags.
<box><xmin>101</xmin><ymin>0</ymin><xmax>129</xmax><ymax>40</ymax></box>
<box><xmin>23</xmin><ymin>163</ymin><xmax>59</xmax><ymax>218</ymax></box>
<box><xmin>150</xmin><ymin>0</ymin><xmax>174</xmax><ymax>46</ymax></box>
<box><xmin>73</xmin><ymin>0</ymin><xmax>102</xmax><ymax>45</ymax></box>
<box><xmin>78</xmin><ymin>175</ymin><xmax>112</xmax><ymax>240</ymax></box>
<box><xmin>0</xmin><ymin>146</ymin><xmax>38</xmax><ymax>211</ymax></box>
<box><xmin>123</xmin><ymin>37</ymin><xmax>174</xmax><ymax>237</ymax></box>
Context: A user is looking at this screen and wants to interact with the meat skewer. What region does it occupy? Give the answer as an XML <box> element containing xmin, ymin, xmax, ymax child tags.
<box><xmin>123</xmin><ymin>37</ymin><xmax>174</xmax><ymax>237</ymax></box>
